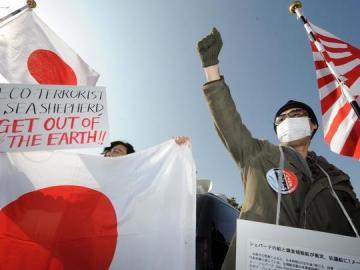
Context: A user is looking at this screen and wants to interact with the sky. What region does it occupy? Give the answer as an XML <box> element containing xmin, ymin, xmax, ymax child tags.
<box><xmin>1</xmin><ymin>0</ymin><xmax>360</xmax><ymax>203</ymax></box>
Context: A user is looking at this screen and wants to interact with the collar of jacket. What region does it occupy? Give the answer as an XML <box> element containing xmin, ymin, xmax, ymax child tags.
<box><xmin>306</xmin><ymin>151</ymin><xmax>350</xmax><ymax>184</ymax></box>
<box><xmin>279</xmin><ymin>144</ymin><xmax>313</xmax><ymax>181</ymax></box>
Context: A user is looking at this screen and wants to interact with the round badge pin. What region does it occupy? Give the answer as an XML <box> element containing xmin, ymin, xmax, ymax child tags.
<box><xmin>266</xmin><ymin>168</ymin><xmax>298</xmax><ymax>194</ymax></box>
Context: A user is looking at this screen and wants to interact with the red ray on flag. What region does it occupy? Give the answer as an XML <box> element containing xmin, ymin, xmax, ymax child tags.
<box><xmin>308</xmin><ymin>23</ymin><xmax>360</xmax><ymax>159</ymax></box>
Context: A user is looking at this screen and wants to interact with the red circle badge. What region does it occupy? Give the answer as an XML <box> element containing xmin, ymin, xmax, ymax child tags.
<box><xmin>266</xmin><ymin>168</ymin><xmax>298</xmax><ymax>194</ymax></box>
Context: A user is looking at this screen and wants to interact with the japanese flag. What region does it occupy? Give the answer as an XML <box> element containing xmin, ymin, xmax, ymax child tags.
<box><xmin>0</xmin><ymin>9</ymin><xmax>99</xmax><ymax>85</ymax></box>
<box><xmin>0</xmin><ymin>140</ymin><xmax>196</xmax><ymax>269</ymax></box>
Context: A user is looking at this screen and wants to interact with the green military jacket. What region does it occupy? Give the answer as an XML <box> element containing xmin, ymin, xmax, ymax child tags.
<box><xmin>203</xmin><ymin>77</ymin><xmax>360</xmax><ymax>269</ymax></box>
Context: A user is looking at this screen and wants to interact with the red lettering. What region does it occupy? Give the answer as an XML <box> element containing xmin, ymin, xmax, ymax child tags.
<box><xmin>8</xmin><ymin>134</ymin><xmax>42</xmax><ymax>148</ymax></box>
<box><xmin>0</xmin><ymin>119</ymin><xmax>10</xmax><ymax>133</ymax></box>
<box><xmin>87</xmin><ymin>131</ymin><xmax>97</xmax><ymax>143</ymax></box>
<box><xmin>31</xmin><ymin>134</ymin><xmax>42</xmax><ymax>146</ymax></box>
<box><xmin>0</xmin><ymin>118</ymin><xmax>39</xmax><ymax>134</ymax></box>
<box><xmin>47</xmin><ymin>133</ymin><xmax>60</xmax><ymax>145</ymax></box>
<box><xmin>8</xmin><ymin>135</ymin><xmax>19</xmax><ymax>148</ymax></box>
<box><xmin>81</xmin><ymin>118</ymin><xmax>91</xmax><ymax>128</ymax></box>
<box><xmin>12</xmin><ymin>120</ymin><xmax>24</xmax><ymax>133</ymax></box>
<box><xmin>26</xmin><ymin>118</ymin><xmax>38</xmax><ymax>133</ymax></box>
<box><xmin>70</xmin><ymin>132</ymin><xmax>80</xmax><ymax>144</ymax></box>
<box><xmin>68</xmin><ymin>116</ymin><xmax>79</xmax><ymax>129</ymax></box>
<box><xmin>46</xmin><ymin>131</ymin><xmax>99</xmax><ymax>146</ymax></box>
<box><xmin>44</xmin><ymin>117</ymin><xmax>80</xmax><ymax>131</ymax></box>
<box><xmin>44</xmin><ymin>117</ymin><xmax>56</xmax><ymax>131</ymax></box>
<box><xmin>90</xmin><ymin>116</ymin><xmax>100</xmax><ymax>130</ymax></box>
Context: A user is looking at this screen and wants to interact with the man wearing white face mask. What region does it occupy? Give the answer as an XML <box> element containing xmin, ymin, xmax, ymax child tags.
<box><xmin>197</xmin><ymin>28</ymin><xmax>360</xmax><ymax>270</ymax></box>
<box><xmin>274</xmin><ymin>100</ymin><xmax>318</xmax><ymax>157</ymax></box>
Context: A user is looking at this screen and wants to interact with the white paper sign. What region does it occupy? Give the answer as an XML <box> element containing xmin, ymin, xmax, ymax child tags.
<box><xmin>0</xmin><ymin>83</ymin><xmax>109</xmax><ymax>152</ymax></box>
<box><xmin>236</xmin><ymin>219</ymin><xmax>360</xmax><ymax>270</ymax></box>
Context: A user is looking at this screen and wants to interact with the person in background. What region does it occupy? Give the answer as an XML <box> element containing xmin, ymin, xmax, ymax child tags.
<box><xmin>102</xmin><ymin>141</ymin><xmax>135</xmax><ymax>157</ymax></box>
<box><xmin>102</xmin><ymin>136</ymin><xmax>189</xmax><ymax>157</ymax></box>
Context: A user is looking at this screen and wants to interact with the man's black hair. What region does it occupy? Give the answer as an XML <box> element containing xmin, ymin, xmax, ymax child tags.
<box><xmin>274</xmin><ymin>100</ymin><xmax>319</xmax><ymax>138</ymax></box>
<box><xmin>102</xmin><ymin>141</ymin><xmax>135</xmax><ymax>156</ymax></box>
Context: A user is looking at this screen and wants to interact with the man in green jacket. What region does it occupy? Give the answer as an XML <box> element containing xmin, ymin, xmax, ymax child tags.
<box><xmin>197</xmin><ymin>28</ymin><xmax>360</xmax><ymax>270</ymax></box>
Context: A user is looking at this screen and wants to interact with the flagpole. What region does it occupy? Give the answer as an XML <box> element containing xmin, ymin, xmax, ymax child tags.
<box><xmin>289</xmin><ymin>1</ymin><xmax>360</xmax><ymax>120</ymax></box>
<box><xmin>0</xmin><ymin>0</ymin><xmax>36</xmax><ymax>24</ymax></box>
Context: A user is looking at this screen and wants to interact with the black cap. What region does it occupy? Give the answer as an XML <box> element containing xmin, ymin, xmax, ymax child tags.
<box><xmin>274</xmin><ymin>100</ymin><xmax>318</xmax><ymax>137</ymax></box>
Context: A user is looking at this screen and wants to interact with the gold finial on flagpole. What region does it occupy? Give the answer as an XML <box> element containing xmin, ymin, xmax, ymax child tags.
<box><xmin>0</xmin><ymin>0</ymin><xmax>36</xmax><ymax>23</ymax></box>
<box><xmin>27</xmin><ymin>0</ymin><xmax>37</xmax><ymax>9</ymax></box>
<box><xmin>289</xmin><ymin>1</ymin><xmax>302</xmax><ymax>14</ymax></box>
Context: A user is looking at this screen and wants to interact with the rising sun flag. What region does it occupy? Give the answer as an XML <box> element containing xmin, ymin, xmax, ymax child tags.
<box><xmin>290</xmin><ymin>1</ymin><xmax>360</xmax><ymax>159</ymax></box>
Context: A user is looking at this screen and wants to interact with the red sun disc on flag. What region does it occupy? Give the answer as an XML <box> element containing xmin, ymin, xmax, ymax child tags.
<box><xmin>0</xmin><ymin>185</ymin><xmax>117</xmax><ymax>269</ymax></box>
<box><xmin>27</xmin><ymin>49</ymin><xmax>78</xmax><ymax>85</ymax></box>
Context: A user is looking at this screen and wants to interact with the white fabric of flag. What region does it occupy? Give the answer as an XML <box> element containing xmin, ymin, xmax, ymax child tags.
<box><xmin>307</xmin><ymin>23</ymin><xmax>360</xmax><ymax>159</ymax></box>
<box><xmin>0</xmin><ymin>140</ymin><xmax>196</xmax><ymax>270</ymax></box>
<box><xmin>0</xmin><ymin>9</ymin><xmax>99</xmax><ymax>85</ymax></box>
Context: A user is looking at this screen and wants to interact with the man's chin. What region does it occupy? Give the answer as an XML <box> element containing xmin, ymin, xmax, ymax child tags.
<box><xmin>282</xmin><ymin>136</ymin><xmax>311</xmax><ymax>147</ymax></box>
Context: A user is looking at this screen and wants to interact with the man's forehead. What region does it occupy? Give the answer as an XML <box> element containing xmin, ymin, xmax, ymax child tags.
<box><xmin>112</xmin><ymin>144</ymin><xmax>127</xmax><ymax>150</ymax></box>
<box><xmin>280</xmin><ymin>107</ymin><xmax>306</xmax><ymax>115</ymax></box>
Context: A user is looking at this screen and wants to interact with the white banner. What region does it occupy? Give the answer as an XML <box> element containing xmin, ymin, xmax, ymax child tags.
<box><xmin>0</xmin><ymin>140</ymin><xmax>196</xmax><ymax>269</ymax></box>
<box><xmin>236</xmin><ymin>219</ymin><xmax>360</xmax><ymax>270</ymax></box>
<box><xmin>0</xmin><ymin>83</ymin><xmax>109</xmax><ymax>152</ymax></box>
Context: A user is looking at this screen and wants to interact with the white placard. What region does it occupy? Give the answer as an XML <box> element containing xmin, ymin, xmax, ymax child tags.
<box><xmin>0</xmin><ymin>83</ymin><xmax>109</xmax><ymax>152</ymax></box>
<box><xmin>236</xmin><ymin>219</ymin><xmax>360</xmax><ymax>270</ymax></box>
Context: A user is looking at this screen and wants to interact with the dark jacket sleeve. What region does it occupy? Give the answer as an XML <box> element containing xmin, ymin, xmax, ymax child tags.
<box><xmin>203</xmin><ymin>77</ymin><xmax>269</xmax><ymax>169</ymax></box>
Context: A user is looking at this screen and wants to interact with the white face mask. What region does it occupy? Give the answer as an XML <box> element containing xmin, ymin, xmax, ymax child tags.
<box><xmin>276</xmin><ymin>117</ymin><xmax>311</xmax><ymax>143</ymax></box>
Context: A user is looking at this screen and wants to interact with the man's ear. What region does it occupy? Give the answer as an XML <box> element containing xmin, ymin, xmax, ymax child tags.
<box><xmin>310</xmin><ymin>120</ymin><xmax>318</xmax><ymax>137</ymax></box>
